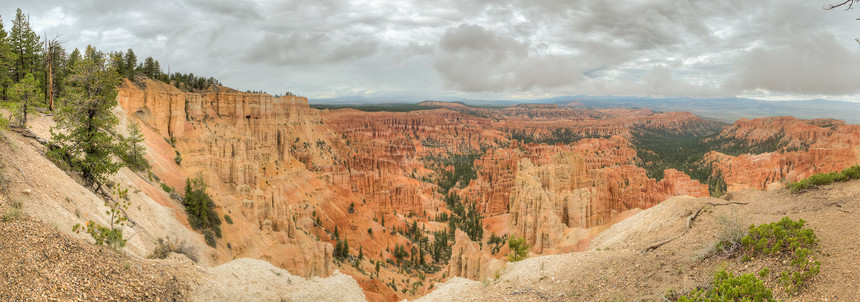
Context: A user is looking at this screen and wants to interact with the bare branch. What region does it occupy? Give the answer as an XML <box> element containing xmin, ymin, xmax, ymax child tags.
<box><xmin>825</xmin><ymin>0</ymin><xmax>855</xmax><ymax>10</ymax></box>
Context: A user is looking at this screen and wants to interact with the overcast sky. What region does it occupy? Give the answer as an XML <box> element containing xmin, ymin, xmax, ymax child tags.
<box><xmin>4</xmin><ymin>0</ymin><xmax>860</xmax><ymax>102</ymax></box>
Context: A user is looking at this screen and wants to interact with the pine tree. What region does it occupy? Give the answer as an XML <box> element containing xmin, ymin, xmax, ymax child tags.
<box><xmin>375</xmin><ymin>261</ymin><xmax>381</xmax><ymax>276</ymax></box>
<box><xmin>143</xmin><ymin>56</ymin><xmax>155</xmax><ymax>78</ymax></box>
<box><xmin>182</xmin><ymin>175</ymin><xmax>221</xmax><ymax>235</ymax></box>
<box><xmin>0</xmin><ymin>14</ymin><xmax>12</xmax><ymax>100</ymax></box>
<box><xmin>9</xmin><ymin>9</ymin><xmax>41</xmax><ymax>83</ymax></box>
<box><xmin>48</xmin><ymin>45</ymin><xmax>122</xmax><ymax>188</ymax></box>
<box><xmin>334</xmin><ymin>241</ymin><xmax>343</xmax><ymax>260</ymax></box>
<box><xmin>342</xmin><ymin>237</ymin><xmax>349</xmax><ymax>258</ymax></box>
<box><xmin>121</xmin><ymin>121</ymin><xmax>150</xmax><ymax>171</ymax></box>
<box><xmin>358</xmin><ymin>246</ymin><xmax>363</xmax><ymax>260</ymax></box>
<box><xmin>9</xmin><ymin>72</ymin><xmax>43</xmax><ymax>125</ymax></box>
<box><xmin>124</xmin><ymin>49</ymin><xmax>137</xmax><ymax>79</ymax></box>
<box><xmin>110</xmin><ymin>51</ymin><xmax>124</xmax><ymax>78</ymax></box>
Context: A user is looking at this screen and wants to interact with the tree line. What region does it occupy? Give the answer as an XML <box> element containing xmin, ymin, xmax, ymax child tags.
<box><xmin>0</xmin><ymin>8</ymin><xmax>222</xmax><ymax>129</ymax></box>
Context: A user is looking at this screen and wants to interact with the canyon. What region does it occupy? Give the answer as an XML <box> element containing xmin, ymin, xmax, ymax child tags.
<box><xmin>56</xmin><ymin>78</ymin><xmax>858</xmax><ymax>301</ymax></box>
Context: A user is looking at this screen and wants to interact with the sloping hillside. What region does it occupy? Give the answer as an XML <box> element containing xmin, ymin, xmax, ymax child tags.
<box><xmin>418</xmin><ymin>179</ymin><xmax>860</xmax><ymax>301</ymax></box>
<box><xmin>0</xmin><ymin>116</ymin><xmax>366</xmax><ymax>301</ymax></box>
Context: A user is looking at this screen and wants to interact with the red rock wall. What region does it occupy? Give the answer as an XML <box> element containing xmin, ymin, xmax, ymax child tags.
<box><xmin>708</xmin><ymin>117</ymin><xmax>860</xmax><ymax>191</ymax></box>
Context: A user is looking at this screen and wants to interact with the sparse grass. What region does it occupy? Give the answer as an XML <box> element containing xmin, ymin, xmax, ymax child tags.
<box><xmin>788</xmin><ymin>165</ymin><xmax>860</xmax><ymax>193</ymax></box>
<box><xmin>711</xmin><ymin>210</ymin><xmax>746</xmax><ymax>257</ymax></box>
<box><xmin>2</xmin><ymin>199</ymin><xmax>23</xmax><ymax>222</ymax></box>
<box><xmin>148</xmin><ymin>237</ymin><xmax>199</xmax><ymax>263</ymax></box>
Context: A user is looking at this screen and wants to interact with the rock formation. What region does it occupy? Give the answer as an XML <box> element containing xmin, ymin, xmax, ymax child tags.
<box><xmin>118</xmin><ymin>79</ymin><xmax>336</xmax><ymax>277</ymax></box>
<box><xmin>507</xmin><ymin>138</ymin><xmax>708</xmax><ymax>254</ymax></box>
<box><xmin>707</xmin><ymin>117</ymin><xmax>860</xmax><ymax>191</ymax></box>
<box><xmin>448</xmin><ymin>230</ymin><xmax>506</xmax><ymax>281</ymax></box>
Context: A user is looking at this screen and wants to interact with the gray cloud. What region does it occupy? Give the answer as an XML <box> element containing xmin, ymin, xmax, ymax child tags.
<box><xmin>731</xmin><ymin>34</ymin><xmax>860</xmax><ymax>95</ymax></box>
<box><xmin>434</xmin><ymin>24</ymin><xmax>582</xmax><ymax>92</ymax></box>
<box><xmin>0</xmin><ymin>0</ymin><xmax>858</xmax><ymax>100</ymax></box>
<box><xmin>242</xmin><ymin>33</ymin><xmax>378</xmax><ymax>66</ymax></box>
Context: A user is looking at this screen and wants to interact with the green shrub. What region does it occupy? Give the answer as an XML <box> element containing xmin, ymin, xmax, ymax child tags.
<box><xmin>507</xmin><ymin>235</ymin><xmax>530</xmax><ymax>262</ymax></box>
<box><xmin>174</xmin><ymin>150</ymin><xmax>182</xmax><ymax>165</ymax></box>
<box><xmin>73</xmin><ymin>220</ymin><xmax>126</xmax><ymax>250</ymax></box>
<box><xmin>223</xmin><ymin>214</ymin><xmax>233</xmax><ymax>224</ymax></box>
<box><xmin>740</xmin><ymin>217</ymin><xmax>817</xmax><ymax>257</ymax></box>
<box><xmin>739</xmin><ymin>217</ymin><xmax>820</xmax><ymax>293</ymax></box>
<box><xmin>160</xmin><ymin>182</ymin><xmax>174</xmax><ymax>193</ymax></box>
<box><xmin>72</xmin><ymin>187</ymin><xmax>130</xmax><ymax>251</ymax></box>
<box><xmin>203</xmin><ymin>230</ymin><xmax>216</xmax><ymax>248</ymax></box>
<box><xmin>789</xmin><ymin>165</ymin><xmax>860</xmax><ymax>193</ymax></box>
<box><xmin>842</xmin><ymin>165</ymin><xmax>860</xmax><ymax>180</ymax></box>
<box><xmin>678</xmin><ymin>270</ymin><xmax>775</xmax><ymax>302</ymax></box>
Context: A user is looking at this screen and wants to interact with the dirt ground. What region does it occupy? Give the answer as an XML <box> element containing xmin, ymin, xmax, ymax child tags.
<box><xmin>418</xmin><ymin>180</ymin><xmax>860</xmax><ymax>301</ymax></box>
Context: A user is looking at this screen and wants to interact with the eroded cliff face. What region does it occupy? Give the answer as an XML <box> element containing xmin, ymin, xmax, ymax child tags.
<box><xmin>118</xmin><ymin>79</ymin><xmax>337</xmax><ymax>278</ymax></box>
<box><xmin>506</xmin><ymin>138</ymin><xmax>708</xmax><ymax>254</ymax></box>
<box><xmin>707</xmin><ymin>117</ymin><xmax>860</xmax><ymax>191</ymax></box>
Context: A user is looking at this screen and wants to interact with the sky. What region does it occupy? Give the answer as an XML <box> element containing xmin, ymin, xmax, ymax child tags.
<box><xmin>3</xmin><ymin>0</ymin><xmax>860</xmax><ymax>102</ymax></box>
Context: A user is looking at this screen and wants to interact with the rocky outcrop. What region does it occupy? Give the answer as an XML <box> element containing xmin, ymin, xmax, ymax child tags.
<box><xmin>448</xmin><ymin>230</ymin><xmax>506</xmax><ymax>281</ymax></box>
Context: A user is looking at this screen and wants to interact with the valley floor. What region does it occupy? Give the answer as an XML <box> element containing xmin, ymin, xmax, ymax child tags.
<box><xmin>419</xmin><ymin>180</ymin><xmax>860</xmax><ymax>301</ymax></box>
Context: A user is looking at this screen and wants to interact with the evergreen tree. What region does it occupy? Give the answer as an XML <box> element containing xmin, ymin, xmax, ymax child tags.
<box><xmin>110</xmin><ymin>51</ymin><xmax>124</xmax><ymax>77</ymax></box>
<box><xmin>182</xmin><ymin>175</ymin><xmax>221</xmax><ymax>234</ymax></box>
<box><xmin>9</xmin><ymin>9</ymin><xmax>41</xmax><ymax>83</ymax></box>
<box><xmin>124</xmin><ymin>49</ymin><xmax>136</xmax><ymax>78</ymax></box>
<box><xmin>0</xmin><ymin>14</ymin><xmax>12</xmax><ymax>100</ymax></box>
<box><xmin>358</xmin><ymin>246</ymin><xmax>363</xmax><ymax>260</ymax></box>
<box><xmin>342</xmin><ymin>237</ymin><xmax>349</xmax><ymax>258</ymax></box>
<box><xmin>143</xmin><ymin>56</ymin><xmax>155</xmax><ymax>78</ymax></box>
<box><xmin>9</xmin><ymin>72</ymin><xmax>43</xmax><ymax>125</ymax></box>
<box><xmin>48</xmin><ymin>45</ymin><xmax>122</xmax><ymax>188</ymax></box>
<box><xmin>334</xmin><ymin>241</ymin><xmax>343</xmax><ymax>259</ymax></box>
<box><xmin>121</xmin><ymin>121</ymin><xmax>150</xmax><ymax>171</ymax></box>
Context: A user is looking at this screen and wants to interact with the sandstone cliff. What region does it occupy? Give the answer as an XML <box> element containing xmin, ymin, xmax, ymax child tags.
<box><xmin>707</xmin><ymin>116</ymin><xmax>860</xmax><ymax>191</ymax></box>
<box><xmin>118</xmin><ymin>79</ymin><xmax>336</xmax><ymax>277</ymax></box>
